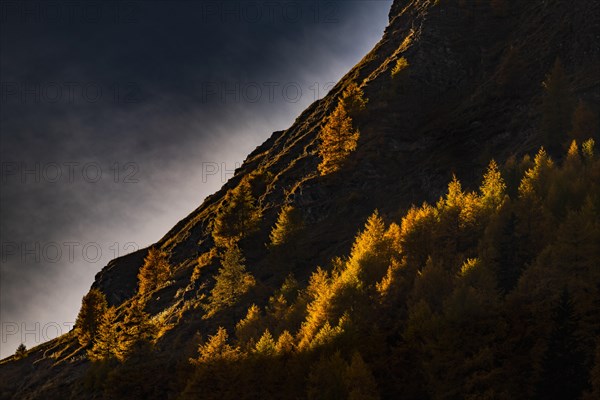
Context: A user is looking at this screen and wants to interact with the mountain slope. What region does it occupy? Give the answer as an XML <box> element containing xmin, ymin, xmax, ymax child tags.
<box><xmin>1</xmin><ymin>0</ymin><xmax>599</xmax><ymax>399</ymax></box>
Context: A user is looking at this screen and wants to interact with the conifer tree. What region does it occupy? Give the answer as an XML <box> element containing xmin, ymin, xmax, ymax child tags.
<box><xmin>138</xmin><ymin>247</ymin><xmax>171</xmax><ymax>295</ymax></box>
<box><xmin>116</xmin><ymin>300</ymin><xmax>157</xmax><ymax>361</ymax></box>
<box><xmin>213</xmin><ymin>180</ymin><xmax>261</xmax><ymax>247</ymax></box>
<box><xmin>75</xmin><ymin>288</ymin><xmax>108</xmax><ymax>348</ymax></box>
<box><xmin>391</xmin><ymin>57</ymin><xmax>409</xmax><ymax>79</ymax></box>
<box><xmin>540</xmin><ymin>59</ymin><xmax>573</xmax><ymax>154</ymax></box>
<box><xmin>14</xmin><ymin>343</ymin><xmax>27</xmax><ymax>359</ymax></box>
<box><xmin>318</xmin><ymin>102</ymin><xmax>360</xmax><ymax>175</ymax></box>
<box><xmin>587</xmin><ymin>339</ymin><xmax>600</xmax><ymax>400</ymax></box>
<box><xmin>489</xmin><ymin>211</ymin><xmax>523</xmax><ymax>293</ymax></box>
<box><xmin>480</xmin><ymin>160</ymin><xmax>507</xmax><ymax>210</ymax></box>
<box><xmin>341</xmin><ymin>82</ymin><xmax>368</xmax><ymax>119</ymax></box>
<box><xmin>269</xmin><ymin>204</ymin><xmax>303</xmax><ymax>248</ymax></box>
<box><xmin>194</xmin><ymin>327</ymin><xmax>239</xmax><ymax>363</ymax></box>
<box><xmin>307</xmin><ymin>352</ymin><xmax>348</xmax><ymax>400</ymax></box>
<box><xmin>235</xmin><ymin>304</ymin><xmax>263</xmax><ymax>348</ymax></box>
<box><xmin>254</xmin><ymin>329</ymin><xmax>276</xmax><ymax>356</ymax></box>
<box><xmin>346</xmin><ymin>210</ymin><xmax>393</xmax><ymax>285</ymax></box>
<box><xmin>345</xmin><ymin>352</ymin><xmax>380</xmax><ymax>400</ymax></box>
<box><xmin>184</xmin><ymin>327</ymin><xmax>241</xmax><ymax>400</ymax></box>
<box><xmin>391</xmin><ymin>57</ymin><xmax>411</xmax><ymax>95</ymax></box>
<box><xmin>275</xmin><ymin>330</ymin><xmax>295</xmax><ymax>354</ymax></box>
<box><xmin>536</xmin><ymin>289</ymin><xmax>587</xmax><ymax>400</ymax></box>
<box><xmin>207</xmin><ymin>245</ymin><xmax>255</xmax><ymax>315</ymax></box>
<box><xmin>570</xmin><ymin>100</ymin><xmax>599</xmax><ymax>142</ymax></box>
<box><xmin>88</xmin><ymin>306</ymin><xmax>118</xmax><ymax>362</ymax></box>
<box><xmin>518</xmin><ymin>148</ymin><xmax>554</xmax><ymax>199</ymax></box>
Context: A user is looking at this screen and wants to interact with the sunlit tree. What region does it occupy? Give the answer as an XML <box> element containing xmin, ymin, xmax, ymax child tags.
<box><xmin>213</xmin><ymin>180</ymin><xmax>261</xmax><ymax>247</ymax></box>
<box><xmin>14</xmin><ymin>343</ymin><xmax>27</xmax><ymax>360</ymax></box>
<box><xmin>207</xmin><ymin>245</ymin><xmax>255</xmax><ymax>315</ymax></box>
<box><xmin>75</xmin><ymin>288</ymin><xmax>108</xmax><ymax>347</ymax></box>
<box><xmin>269</xmin><ymin>204</ymin><xmax>303</xmax><ymax>248</ymax></box>
<box><xmin>138</xmin><ymin>247</ymin><xmax>171</xmax><ymax>294</ymax></box>
<box><xmin>116</xmin><ymin>300</ymin><xmax>157</xmax><ymax>361</ymax></box>
<box><xmin>318</xmin><ymin>102</ymin><xmax>360</xmax><ymax>175</ymax></box>
<box><xmin>88</xmin><ymin>306</ymin><xmax>118</xmax><ymax>362</ymax></box>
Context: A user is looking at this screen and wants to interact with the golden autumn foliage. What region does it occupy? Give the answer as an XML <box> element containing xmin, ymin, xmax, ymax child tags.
<box><xmin>137</xmin><ymin>247</ymin><xmax>171</xmax><ymax>295</ymax></box>
<box><xmin>86</xmin><ymin>144</ymin><xmax>600</xmax><ymax>400</ymax></box>
<box><xmin>318</xmin><ymin>102</ymin><xmax>360</xmax><ymax>175</ymax></box>
<box><xmin>213</xmin><ymin>180</ymin><xmax>261</xmax><ymax>248</ymax></box>
<box><xmin>269</xmin><ymin>204</ymin><xmax>303</xmax><ymax>248</ymax></box>
<box><xmin>340</xmin><ymin>82</ymin><xmax>368</xmax><ymax>119</ymax></box>
<box><xmin>75</xmin><ymin>288</ymin><xmax>108</xmax><ymax>348</ymax></box>
<box><xmin>206</xmin><ymin>245</ymin><xmax>255</xmax><ymax>316</ymax></box>
<box><xmin>87</xmin><ymin>306</ymin><xmax>118</xmax><ymax>362</ymax></box>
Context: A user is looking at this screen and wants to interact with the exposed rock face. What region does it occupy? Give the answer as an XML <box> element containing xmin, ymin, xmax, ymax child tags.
<box><xmin>2</xmin><ymin>0</ymin><xmax>599</xmax><ymax>398</ymax></box>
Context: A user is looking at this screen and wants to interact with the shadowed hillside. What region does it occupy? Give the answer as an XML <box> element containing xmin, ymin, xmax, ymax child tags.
<box><xmin>1</xmin><ymin>0</ymin><xmax>599</xmax><ymax>399</ymax></box>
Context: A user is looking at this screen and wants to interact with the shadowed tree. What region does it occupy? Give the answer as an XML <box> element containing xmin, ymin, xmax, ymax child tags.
<box><xmin>570</xmin><ymin>100</ymin><xmax>599</xmax><ymax>143</ymax></box>
<box><xmin>540</xmin><ymin>59</ymin><xmax>573</xmax><ymax>154</ymax></box>
<box><xmin>346</xmin><ymin>352</ymin><xmax>380</xmax><ymax>400</ymax></box>
<box><xmin>536</xmin><ymin>289</ymin><xmax>587</xmax><ymax>400</ymax></box>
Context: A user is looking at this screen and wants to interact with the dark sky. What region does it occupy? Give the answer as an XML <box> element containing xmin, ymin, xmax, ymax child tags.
<box><xmin>0</xmin><ymin>0</ymin><xmax>392</xmax><ymax>357</ymax></box>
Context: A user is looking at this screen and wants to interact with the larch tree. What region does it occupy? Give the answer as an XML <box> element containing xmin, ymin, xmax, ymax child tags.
<box><xmin>341</xmin><ymin>82</ymin><xmax>368</xmax><ymax>119</ymax></box>
<box><xmin>587</xmin><ymin>339</ymin><xmax>600</xmax><ymax>400</ymax></box>
<box><xmin>480</xmin><ymin>159</ymin><xmax>507</xmax><ymax>211</ymax></box>
<box><xmin>269</xmin><ymin>204</ymin><xmax>303</xmax><ymax>248</ymax></box>
<box><xmin>212</xmin><ymin>180</ymin><xmax>261</xmax><ymax>248</ymax></box>
<box><xmin>345</xmin><ymin>210</ymin><xmax>395</xmax><ymax>285</ymax></box>
<box><xmin>207</xmin><ymin>245</ymin><xmax>255</xmax><ymax>315</ymax></box>
<box><xmin>116</xmin><ymin>300</ymin><xmax>157</xmax><ymax>361</ymax></box>
<box><xmin>536</xmin><ymin>289</ymin><xmax>587</xmax><ymax>400</ymax></box>
<box><xmin>75</xmin><ymin>288</ymin><xmax>108</xmax><ymax>348</ymax></box>
<box><xmin>235</xmin><ymin>304</ymin><xmax>263</xmax><ymax>349</ymax></box>
<box><xmin>570</xmin><ymin>100</ymin><xmax>599</xmax><ymax>143</ymax></box>
<box><xmin>318</xmin><ymin>102</ymin><xmax>360</xmax><ymax>176</ymax></box>
<box><xmin>194</xmin><ymin>327</ymin><xmax>240</xmax><ymax>364</ymax></box>
<box><xmin>88</xmin><ymin>306</ymin><xmax>119</xmax><ymax>362</ymax></box>
<box><xmin>14</xmin><ymin>344</ymin><xmax>27</xmax><ymax>359</ymax></box>
<box><xmin>345</xmin><ymin>352</ymin><xmax>380</xmax><ymax>400</ymax></box>
<box><xmin>138</xmin><ymin>247</ymin><xmax>171</xmax><ymax>295</ymax></box>
<box><xmin>307</xmin><ymin>352</ymin><xmax>348</xmax><ymax>400</ymax></box>
<box><xmin>254</xmin><ymin>329</ymin><xmax>277</xmax><ymax>356</ymax></box>
<box><xmin>540</xmin><ymin>58</ymin><xmax>573</xmax><ymax>154</ymax></box>
<box><xmin>275</xmin><ymin>330</ymin><xmax>295</xmax><ymax>354</ymax></box>
<box><xmin>391</xmin><ymin>57</ymin><xmax>409</xmax><ymax>79</ymax></box>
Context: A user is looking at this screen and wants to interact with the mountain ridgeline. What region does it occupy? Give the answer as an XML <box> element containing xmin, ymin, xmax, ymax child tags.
<box><xmin>2</xmin><ymin>0</ymin><xmax>600</xmax><ymax>399</ymax></box>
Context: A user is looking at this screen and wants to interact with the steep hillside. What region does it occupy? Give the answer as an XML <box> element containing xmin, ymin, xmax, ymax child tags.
<box><xmin>1</xmin><ymin>0</ymin><xmax>599</xmax><ymax>399</ymax></box>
